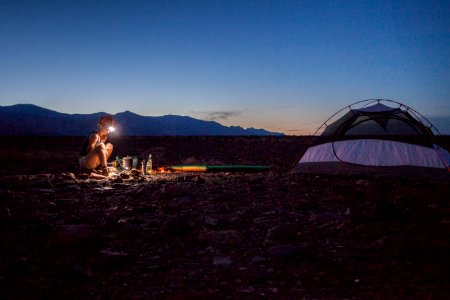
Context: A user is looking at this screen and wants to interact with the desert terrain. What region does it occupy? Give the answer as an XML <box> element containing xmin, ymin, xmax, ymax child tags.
<box><xmin>0</xmin><ymin>136</ymin><xmax>449</xmax><ymax>299</ymax></box>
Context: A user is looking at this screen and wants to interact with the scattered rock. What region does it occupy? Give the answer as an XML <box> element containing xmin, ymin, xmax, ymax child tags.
<box><xmin>309</xmin><ymin>212</ymin><xmax>343</xmax><ymax>225</ymax></box>
<box><xmin>111</xmin><ymin>177</ymin><xmax>124</xmax><ymax>183</ymax></box>
<box><xmin>356</xmin><ymin>179</ymin><xmax>370</xmax><ymax>186</ymax></box>
<box><xmin>61</xmin><ymin>173</ymin><xmax>77</xmax><ymax>180</ymax></box>
<box><xmin>0</xmin><ymin>206</ymin><xmax>11</xmax><ymax>224</ymax></box>
<box><xmin>198</xmin><ymin>230</ymin><xmax>244</xmax><ymax>246</ymax></box>
<box><xmin>57</xmin><ymin>265</ymin><xmax>92</xmax><ymax>282</ymax></box>
<box><xmin>333</xmin><ymin>183</ymin><xmax>353</xmax><ymax>195</ymax></box>
<box><xmin>0</xmin><ymin>257</ymin><xmax>30</xmax><ymax>275</ymax></box>
<box><xmin>249</xmin><ymin>183</ymin><xmax>266</xmax><ymax>192</ymax></box>
<box><xmin>173</xmin><ymin>196</ymin><xmax>193</xmax><ymax>205</ymax></box>
<box><xmin>194</xmin><ymin>176</ymin><xmax>206</xmax><ymax>185</ymax></box>
<box><xmin>204</xmin><ymin>216</ymin><xmax>218</xmax><ymax>226</ymax></box>
<box><xmin>33</xmin><ymin>188</ymin><xmax>55</xmax><ymax>193</ymax></box>
<box><xmin>250</xmin><ymin>255</ymin><xmax>266</xmax><ymax>265</ymax></box>
<box><xmin>164</xmin><ymin>217</ymin><xmax>192</xmax><ymax>237</ymax></box>
<box><xmin>77</xmin><ymin>173</ymin><xmax>89</xmax><ymax>180</ymax></box>
<box><xmin>162</xmin><ymin>183</ymin><xmax>183</xmax><ymax>198</ymax></box>
<box><xmin>209</xmin><ymin>193</ymin><xmax>231</xmax><ymax>202</ymax></box>
<box><xmin>29</xmin><ymin>174</ymin><xmax>54</xmax><ymax>188</ymax></box>
<box><xmin>52</xmin><ymin>224</ymin><xmax>104</xmax><ymax>246</ymax></box>
<box><xmin>238</xmin><ymin>286</ymin><xmax>256</xmax><ymax>293</ymax></box>
<box><xmin>120</xmin><ymin>173</ymin><xmax>131</xmax><ymax>180</ymax></box>
<box><xmin>1</xmin><ymin>138</ymin><xmax>449</xmax><ymax>300</ymax></box>
<box><xmin>0</xmin><ymin>189</ymin><xmax>11</xmax><ymax>201</ymax></box>
<box><xmin>92</xmin><ymin>249</ymin><xmax>132</xmax><ymax>271</ymax></box>
<box><xmin>267</xmin><ymin>244</ymin><xmax>316</xmax><ymax>262</ymax></box>
<box><xmin>266</xmin><ymin>224</ymin><xmax>300</xmax><ymax>244</ymax></box>
<box><xmin>25</xmin><ymin>223</ymin><xmax>53</xmax><ymax>235</ymax></box>
<box><xmin>373</xmin><ymin>202</ymin><xmax>402</xmax><ymax>222</ymax></box>
<box><xmin>213</xmin><ymin>256</ymin><xmax>233</xmax><ymax>268</ymax></box>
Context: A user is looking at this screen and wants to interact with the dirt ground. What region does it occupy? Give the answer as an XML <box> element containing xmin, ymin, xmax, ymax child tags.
<box><xmin>0</xmin><ymin>136</ymin><xmax>449</xmax><ymax>299</ymax></box>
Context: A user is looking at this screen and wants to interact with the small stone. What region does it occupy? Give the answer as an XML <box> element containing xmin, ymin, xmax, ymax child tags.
<box><xmin>213</xmin><ymin>256</ymin><xmax>233</xmax><ymax>268</ymax></box>
<box><xmin>130</xmin><ymin>169</ymin><xmax>140</xmax><ymax>177</ymax></box>
<box><xmin>25</xmin><ymin>223</ymin><xmax>53</xmax><ymax>235</ymax></box>
<box><xmin>164</xmin><ymin>217</ymin><xmax>192</xmax><ymax>237</ymax></box>
<box><xmin>66</xmin><ymin>184</ymin><xmax>81</xmax><ymax>190</ymax></box>
<box><xmin>250</xmin><ymin>183</ymin><xmax>266</xmax><ymax>192</ymax></box>
<box><xmin>373</xmin><ymin>202</ymin><xmax>402</xmax><ymax>222</ymax></box>
<box><xmin>198</xmin><ymin>230</ymin><xmax>244</xmax><ymax>246</ymax></box>
<box><xmin>99</xmin><ymin>249</ymin><xmax>130</xmax><ymax>258</ymax></box>
<box><xmin>33</xmin><ymin>188</ymin><xmax>55</xmax><ymax>193</ymax></box>
<box><xmin>162</xmin><ymin>183</ymin><xmax>183</xmax><ymax>197</ymax></box>
<box><xmin>0</xmin><ymin>206</ymin><xmax>11</xmax><ymax>224</ymax></box>
<box><xmin>250</xmin><ymin>256</ymin><xmax>266</xmax><ymax>265</ymax></box>
<box><xmin>120</xmin><ymin>173</ymin><xmax>131</xmax><ymax>180</ymax></box>
<box><xmin>266</xmin><ymin>225</ymin><xmax>300</xmax><ymax>243</ymax></box>
<box><xmin>356</xmin><ymin>179</ymin><xmax>370</xmax><ymax>186</ymax></box>
<box><xmin>267</xmin><ymin>244</ymin><xmax>315</xmax><ymax>262</ymax></box>
<box><xmin>111</xmin><ymin>177</ymin><xmax>124</xmax><ymax>183</ymax></box>
<box><xmin>333</xmin><ymin>183</ymin><xmax>354</xmax><ymax>196</ymax></box>
<box><xmin>195</xmin><ymin>176</ymin><xmax>206</xmax><ymax>185</ymax></box>
<box><xmin>0</xmin><ymin>190</ymin><xmax>11</xmax><ymax>201</ymax></box>
<box><xmin>173</xmin><ymin>196</ymin><xmax>193</xmax><ymax>205</ymax></box>
<box><xmin>78</xmin><ymin>173</ymin><xmax>89</xmax><ymax>180</ymax></box>
<box><xmin>53</xmin><ymin>224</ymin><xmax>103</xmax><ymax>246</ymax></box>
<box><xmin>58</xmin><ymin>265</ymin><xmax>91</xmax><ymax>281</ymax></box>
<box><xmin>29</xmin><ymin>175</ymin><xmax>54</xmax><ymax>188</ymax></box>
<box><xmin>62</xmin><ymin>173</ymin><xmax>77</xmax><ymax>180</ymax></box>
<box><xmin>92</xmin><ymin>250</ymin><xmax>131</xmax><ymax>272</ymax></box>
<box><xmin>204</xmin><ymin>216</ymin><xmax>218</xmax><ymax>226</ymax></box>
<box><xmin>309</xmin><ymin>212</ymin><xmax>343</xmax><ymax>225</ymax></box>
<box><xmin>239</xmin><ymin>286</ymin><xmax>255</xmax><ymax>293</ymax></box>
<box><xmin>210</xmin><ymin>193</ymin><xmax>231</xmax><ymax>202</ymax></box>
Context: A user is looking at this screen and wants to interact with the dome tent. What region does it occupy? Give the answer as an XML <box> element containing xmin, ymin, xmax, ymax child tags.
<box><xmin>292</xmin><ymin>99</ymin><xmax>450</xmax><ymax>174</ymax></box>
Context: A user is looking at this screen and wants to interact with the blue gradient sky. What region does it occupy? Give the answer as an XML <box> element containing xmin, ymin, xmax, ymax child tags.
<box><xmin>1</xmin><ymin>0</ymin><xmax>449</xmax><ymax>134</ymax></box>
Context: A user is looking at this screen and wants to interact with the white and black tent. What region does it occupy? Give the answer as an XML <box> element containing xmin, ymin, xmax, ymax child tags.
<box><xmin>293</xmin><ymin>99</ymin><xmax>450</xmax><ymax>174</ymax></box>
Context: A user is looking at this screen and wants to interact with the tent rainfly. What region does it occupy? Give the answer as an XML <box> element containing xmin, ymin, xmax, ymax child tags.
<box><xmin>292</xmin><ymin>99</ymin><xmax>450</xmax><ymax>173</ymax></box>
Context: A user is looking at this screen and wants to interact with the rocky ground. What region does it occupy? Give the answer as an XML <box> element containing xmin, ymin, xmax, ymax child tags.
<box><xmin>0</xmin><ymin>136</ymin><xmax>449</xmax><ymax>299</ymax></box>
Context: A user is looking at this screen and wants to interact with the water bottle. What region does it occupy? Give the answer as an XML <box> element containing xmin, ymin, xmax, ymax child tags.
<box><xmin>145</xmin><ymin>154</ymin><xmax>153</xmax><ymax>175</ymax></box>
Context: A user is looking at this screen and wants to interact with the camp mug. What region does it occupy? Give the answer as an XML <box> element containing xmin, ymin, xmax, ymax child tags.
<box><xmin>122</xmin><ymin>156</ymin><xmax>133</xmax><ymax>170</ymax></box>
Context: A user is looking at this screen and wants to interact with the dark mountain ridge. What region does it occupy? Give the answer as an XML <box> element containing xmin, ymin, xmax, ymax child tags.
<box><xmin>0</xmin><ymin>104</ymin><xmax>284</xmax><ymax>136</ymax></box>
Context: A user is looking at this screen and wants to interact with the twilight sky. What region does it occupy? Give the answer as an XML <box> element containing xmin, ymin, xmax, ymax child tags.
<box><xmin>1</xmin><ymin>0</ymin><xmax>449</xmax><ymax>135</ymax></box>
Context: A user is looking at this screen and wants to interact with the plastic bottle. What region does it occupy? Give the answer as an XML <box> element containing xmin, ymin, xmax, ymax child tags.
<box><xmin>145</xmin><ymin>154</ymin><xmax>153</xmax><ymax>175</ymax></box>
<box><xmin>140</xmin><ymin>160</ymin><xmax>145</xmax><ymax>175</ymax></box>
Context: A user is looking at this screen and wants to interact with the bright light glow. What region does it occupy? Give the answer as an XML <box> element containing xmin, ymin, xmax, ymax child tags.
<box><xmin>109</xmin><ymin>126</ymin><xmax>115</xmax><ymax>132</ymax></box>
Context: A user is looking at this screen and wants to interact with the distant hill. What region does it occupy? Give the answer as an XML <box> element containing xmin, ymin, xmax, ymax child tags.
<box><xmin>0</xmin><ymin>104</ymin><xmax>284</xmax><ymax>136</ymax></box>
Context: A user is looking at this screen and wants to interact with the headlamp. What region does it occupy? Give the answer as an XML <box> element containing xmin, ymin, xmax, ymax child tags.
<box><xmin>108</xmin><ymin>126</ymin><xmax>115</xmax><ymax>132</ymax></box>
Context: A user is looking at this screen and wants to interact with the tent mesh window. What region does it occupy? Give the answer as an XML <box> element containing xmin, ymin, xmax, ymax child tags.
<box><xmin>319</xmin><ymin>101</ymin><xmax>435</xmax><ymax>147</ymax></box>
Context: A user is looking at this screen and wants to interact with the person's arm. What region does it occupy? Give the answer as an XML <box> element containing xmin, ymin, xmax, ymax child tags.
<box><xmin>86</xmin><ymin>133</ymin><xmax>100</xmax><ymax>152</ymax></box>
<box><xmin>99</xmin><ymin>134</ymin><xmax>108</xmax><ymax>144</ymax></box>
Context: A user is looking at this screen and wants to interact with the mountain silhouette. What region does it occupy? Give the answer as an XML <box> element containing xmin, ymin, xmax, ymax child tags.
<box><xmin>0</xmin><ymin>104</ymin><xmax>284</xmax><ymax>136</ymax></box>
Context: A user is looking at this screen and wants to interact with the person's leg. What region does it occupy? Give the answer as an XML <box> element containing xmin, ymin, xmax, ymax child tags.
<box><xmin>97</xmin><ymin>143</ymin><xmax>108</xmax><ymax>169</ymax></box>
<box><xmin>105</xmin><ymin>143</ymin><xmax>114</xmax><ymax>161</ymax></box>
<box><xmin>83</xmin><ymin>143</ymin><xmax>107</xmax><ymax>169</ymax></box>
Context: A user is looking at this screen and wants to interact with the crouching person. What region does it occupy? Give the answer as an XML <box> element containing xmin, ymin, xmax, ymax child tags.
<box><xmin>79</xmin><ymin>115</ymin><xmax>115</xmax><ymax>176</ymax></box>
